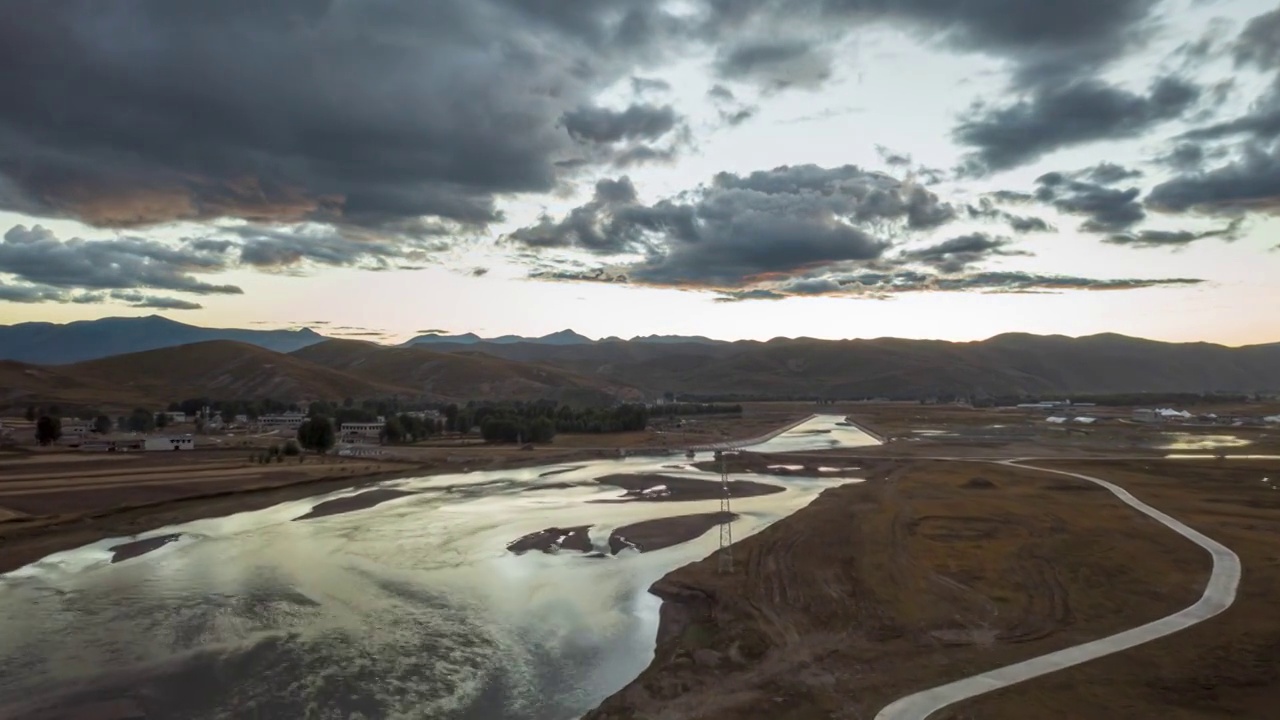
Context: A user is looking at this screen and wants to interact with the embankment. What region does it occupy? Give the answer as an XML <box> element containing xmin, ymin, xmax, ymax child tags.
<box><xmin>844</xmin><ymin>415</ymin><xmax>890</xmax><ymax>443</ymax></box>
<box><xmin>689</xmin><ymin>414</ymin><xmax>818</xmax><ymax>450</ymax></box>
<box><xmin>582</xmin><ymin>460</ymin><xmax>1212</xmax><ymax>719</ymax></box>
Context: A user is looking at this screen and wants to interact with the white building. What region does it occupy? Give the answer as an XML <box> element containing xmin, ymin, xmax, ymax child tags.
<box><xmin>61</xmin><ymin>422</ymin><xmax>93</xmax><ymax>437</ymax></box>
<box><xmin>341</xmin><ymin>422</ymin><xmax>384</xmax><ymax>444</ymax></box>
<box><xmin>258</xmin><ymin>412</ymin><xmax>308</xmax><ymax>432</ymax></box>
<box><xmin>145</xmin><ymin>436</ymin><xmax>195</xmax><ymax>451</ymax></box>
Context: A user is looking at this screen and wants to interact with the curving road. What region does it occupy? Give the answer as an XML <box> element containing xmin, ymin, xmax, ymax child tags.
<box><xmin>874</xmin><ymin>460</ymin><xmax>1242</xmax><ymax>720</ymax></box>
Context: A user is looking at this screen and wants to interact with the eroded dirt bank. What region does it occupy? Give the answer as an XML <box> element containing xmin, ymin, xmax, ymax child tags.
<box><xmin>582</xmin><ymin>460</ymin><xmax>1264</xmax><ymax>720</ymax></box>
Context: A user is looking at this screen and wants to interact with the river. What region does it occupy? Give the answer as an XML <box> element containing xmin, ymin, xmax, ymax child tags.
<box><xmin>0</xmin><ymin>416</ymin><xmax>878</xmax><ymax>719</ymax></box>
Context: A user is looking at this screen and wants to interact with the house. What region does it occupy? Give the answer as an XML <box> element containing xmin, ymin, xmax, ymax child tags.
<box><xmin>258</xmin><ymin>412</ymin><xmax>308</xmax><ymax>432</ymax></box>
<box><xmin>80</xmin><ymin>439</ymin><xmax>146</xmax><ymax>452</ymax></box>
<box><xmin>61</xmin><ymin>422</ymin><xmax>93</xmax><ymax>437</ymax></box>
<box><xmin>341</xmin><ymin>422</ymin><xmax>384</xmax><ymax>444</ymax></box>
<box><xmin>1132</xmin><ymin>409</ymin><xmax>1161</xmax><ymax>423</ymax></box>
<box><xmin>144</xmin><ymin>436</ymin><xmax>195</xmax><ymax>451</ymax></box>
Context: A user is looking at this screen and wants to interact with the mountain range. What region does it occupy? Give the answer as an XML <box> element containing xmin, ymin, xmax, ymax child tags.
<box><xmin>2</xmin><ymin>318</ymin><xmax>1279</xmax><ymax>412</ymax></box>
<box><xmin>0</xmin><ymin>317</ymin><xmax>726</xmax><ymax>364</ymax></box>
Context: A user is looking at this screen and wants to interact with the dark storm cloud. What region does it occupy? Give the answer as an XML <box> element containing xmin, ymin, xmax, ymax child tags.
<box><xmin>1033</xmin><ymin>172</ymin><xmax>1146</xmax><ymax>231</ymax></box>
<box><xmin>701</xmin><ymin>0</ymin><xmax>1161</xmax><ymax>89</ymax></box>
<box><xmin>1105</xmin><ymin>218</ymin><xmax>1242</xmax><ymax>248</ymax></box>
<box><xmin>509</xmin><ymin>165</ymin><xmax>957</xmax><ymax>287</ymax></box>
<box><xmin>229</xmin><ymin>225</ymin><xmax>437</xmax><ymax>270</ymax></box>
<box><xmin>1078</xmin><ymin>163</ymin><xmax>1144</xmax><ymax>185</ymax></box>
<box><xmin>769</xmin><ymin>270</ymin><xmax>1203</xmax><ymax>297</ymax></box>
<box><xmin>1234</xmin><ymin>7</ymin><xmax>1280</xmax><ymax>68</ymax></box>
<box><xmin>1160</xmin><ymin>143</ymin><xmax>1210</xmax><ymax>171</ymax></box>
<box><xmin>0</xmin><ymin>225</ymin><xmax>241</xmax><ymax>295</ymax></box>
<box><xmin>713</xmin><ymin>39</ymin><xmax>833</xmax><ymax>90</ymax></box>
<box><xmin>0</xmin><ymin>282</ymin><xmax>68</xmax><ymax>304</ymax></box>
<box><xmin>899</xmin><ymin>233</ymin><xmax>1030</xmax><ymax>272</ymax></box>
<box><xmin>107</xmin><ymin>290</ymin><xmax>203</xmax><ymax>310</ymax></box>
<box><xmin>955</xmin><ymin>78</ymin><xmax>1200</xmax><ymax>172</ymax></box>
<box><xmin>561</xmin><ymin>104</ymin><xmax>680</xmax><ymax>144</ymax></box>
<box><xmin>1146</xmin><ymin>142</ymin><xmax>1280</xmax><ymax>214</ymax></box>
<box><xmin>0</xmin><ymin>0</ymin><xmax>689</xmax><ymax>231</ymax></box>
<box><xmin>631</xmin><ymin>76</ymin><xmax>672</xmax><ymax>94</ymax></box>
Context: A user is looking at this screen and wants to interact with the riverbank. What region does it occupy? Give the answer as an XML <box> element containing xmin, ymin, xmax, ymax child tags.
<box><xmin>0</xmin><ymin>414</ymin><xmax>819</xmax><ymax>576</ymax></box>
<box><xmin>0</xmin><ymin>447</ymin><xmax>624</xmax><ymax>574</ymax></box>
<box><xmin>582</xmin><ymin>459</ymin><xmax>1246</xmax><ymax>720</ymax></box>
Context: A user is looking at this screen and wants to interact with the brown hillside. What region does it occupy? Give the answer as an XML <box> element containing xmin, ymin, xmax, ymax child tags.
<box><xmin>66</xmin><ymin>340</ymin><xmax>414</xmax><ymax>404</ymax></box>
<box><xmin>0</xmin><ymin>360</ymin><xmax>150</xmax><ymax>408</ymax></box>
<box><xmin>290</xmin><ymin>339</ymin><xmax>641</xmax><ymax>405</ymax></box>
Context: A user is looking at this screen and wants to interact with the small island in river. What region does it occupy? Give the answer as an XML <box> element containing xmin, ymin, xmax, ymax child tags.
<box><xmin>294</xmin><ymin>489</ymin><xmax>418</xmax><ymax>520</ymax></box>
<box><xmin>594</xmin><ymin>474</ymin><xmax>784</xmax><ymax>502</ymax></box>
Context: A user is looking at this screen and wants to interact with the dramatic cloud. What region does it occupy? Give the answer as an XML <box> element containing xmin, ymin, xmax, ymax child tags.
<box><xmin>1146</xmin><ymin>141</ymin><xmax>1280</xmax><ymax>214</ymax></box>
<box><xmin>561</xmin><ymin>104</ymin><xmax>679</xmax><ymax>144</ymax></box>
<box><xmin>1033</xmin><ymin>172</ymin><xmax>1146</xmax><ymax>231</ymax></box>
<box><xmin>0</xmin><ymin>225</ymin><xmax>241</xmax><ymax>295</ymax></box>
<box><xmin>227</xmin><ymin>225</ymin><xmax>441</xmax><ymax>270</ymax></box>
<box><xmin>106</xmin><ymin>291</ymin><xmax>203</xmax><ymax>311</ymax></box>
<box><xmin>509</xmin><ymin>165</ymin><xmax>958</xmax><ymax>286</ymax></box>
<box><xmin>699</xmin><ymin>0</ymin><xmax>1161</xmax><ymax>89</ymax></box>
<box><xmin>0</xmin><ymin>1</ymin><xmax>697</xmax><ymax>232</ymax></box>
<box><xmin>0</xmin><ymin>282</ymin><xmax>70</xmax><ymax>304</ymax></box>
<box><xmin>956</xmin><ymin>78</ymin><xmax>1200</xmax><ymax>172</ymax></box>
<box><xmin>1233</xmin><ymin>7</ymin><xmax>1280</xmax><ymax>69</ymax></box>
<box><xmin>713</xmin><ymin>39</ymin><xmax>833</xmax><ymax>90</ymax></box>
<box><xmin>1105</xmin><ymin>219</ymin><xmax>1243</xmax><ymax>248</ymax></box>
<box><xmin>705</xmin><ymin>270</ymin><xmax>1202</xmax><ymax>301</ymax></box>
<box><xmin>899</xmin><ymin>233</ymin><xmax>1030</xmax><ymax>272</ymax></box>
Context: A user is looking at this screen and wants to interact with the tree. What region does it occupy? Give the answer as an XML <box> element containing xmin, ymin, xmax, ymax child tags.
<box><xmin>93</xmin><ymin>415</ymin><xmax>112</xmax><ymax>434</ymax></box>
<box><xmin>343</xmin><ymin>397</ymin><xmax>354</xmax><ymax>408</ymax></box>
<box><xmin>35</xmin><ymin>416</ymin><xmax>61</xmax><ymax>446</ymax></box>
<box><xmin>381</xmin><ymin>417</ymin><xmax>404</xmax><ymax>445</ymax></box>
<box><xmin>24</xmin><ymin>405</ymin><xmax>36</xmax><ymax>422</ymax></box>
<box><xmin>297</xmin><ymin>417</ymin><xmax>335</xmax><ymax>454</ymax></box>
<box><xmin>282</xmin><ymin>440</ymin><xmax>301</xmax><ymax>456</ymax></box>
<box><xmin>127</xmin><ymin>408</ymin><xmax>155</xmax><ymax>433</ymax></box>
<box><xmin>155</xmin><ymin>412</ymin><xmax>170</xmax><ymax>429</ymax></box>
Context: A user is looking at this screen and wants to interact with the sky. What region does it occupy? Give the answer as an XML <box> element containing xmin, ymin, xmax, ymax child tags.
<box><xmin>0</xmin><ymin>0</ymin><xmax>1278</xmax><ymax>345</ymax></box>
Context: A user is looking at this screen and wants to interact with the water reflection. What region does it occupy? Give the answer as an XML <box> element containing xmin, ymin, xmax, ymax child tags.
<box><xmin>0</xmin><ymin>416</ymin><xmax>873</xmax><ymax>719</ymax></box>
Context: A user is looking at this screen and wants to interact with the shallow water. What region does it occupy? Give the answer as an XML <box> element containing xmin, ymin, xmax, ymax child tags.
<box><xmin>0</xmin><ymin>416</ymin><xmax>873</xmax><ymax>719</ymax></box>
<box><xmin>1158</xmin><ymin>433</ymin><xmax>1252</xmax><ymax>450</ymax></box>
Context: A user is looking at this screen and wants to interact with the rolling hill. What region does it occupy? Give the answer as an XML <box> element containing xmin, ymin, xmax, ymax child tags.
<box><xmin>290</xmin><ymin>340</ymin><xmax>642</xmax><ymax>405</ymax></box>
<box><xmin>0</xmin><ymin>316</ymin><xmax>327</xmax><ymax>365</ymax></box>
<box><xmin>65</xmin><ymin>341</ymin><xmax>412</xmax><ymax>405</ymax></box>
<box><xmin>4</xmin><ymin>331</ymin><xmax>1279</xmax><ymax>413</ymax></box>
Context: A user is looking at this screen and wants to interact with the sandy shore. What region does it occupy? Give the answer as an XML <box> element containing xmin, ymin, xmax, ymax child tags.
<box><xmin>0</xmin><ymin>449</ymin><xmax>625</xmax><ymax>574</ymax></box>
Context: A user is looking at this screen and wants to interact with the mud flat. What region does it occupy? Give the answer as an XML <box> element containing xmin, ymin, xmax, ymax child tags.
<box><xmin>583</xmin><ymin>460</ymin><xmax>1248</xmax><ymax>720</ymax></box>
<box><xmin>595</xmin><ymin>474</ymin><xmax>784</xmax><ymax>502</ymax></box>
<box><xmin>507</xmin><ymin>526</ymin><xmax>594</xmax><ymax>555</ymax></box>
<box><xmin>108</xmin><ymin>533</ymin><xmax>182</xmax><ymax>563</ymax></box>
<box><xmin>293</xmin><ymin>489</ymin><xmax>418</xmax><ymax>520</ymax></box>
<box><xmin>609</xmin><ymin>512</ymin><xmax>736</xmax><ymax>554</ymax></box>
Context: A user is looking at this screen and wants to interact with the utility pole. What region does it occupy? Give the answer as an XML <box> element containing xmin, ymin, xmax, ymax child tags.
<box><xmin>717</xmin><ymin>449</ymin><xmax>733</xmax><ymax>573</ymax></box>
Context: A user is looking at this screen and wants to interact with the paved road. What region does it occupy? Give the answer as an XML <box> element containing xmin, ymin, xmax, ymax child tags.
<box><xmin>874</xmin><ymin>460</ymin><xmax>1242</xmax><ymax>720</ymax></box>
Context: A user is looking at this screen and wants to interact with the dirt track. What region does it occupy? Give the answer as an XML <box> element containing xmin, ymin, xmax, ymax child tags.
<box><xmin>584</xmin><ymin>459</ymin><xmax>1280</xmax><ymax>720</ymax></box>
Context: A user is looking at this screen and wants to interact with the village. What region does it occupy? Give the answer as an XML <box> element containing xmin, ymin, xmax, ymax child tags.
<box><xmin>0</xmin><ymin>405</ymin><xmax>445</xmax><ymax>454</ymax></box>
